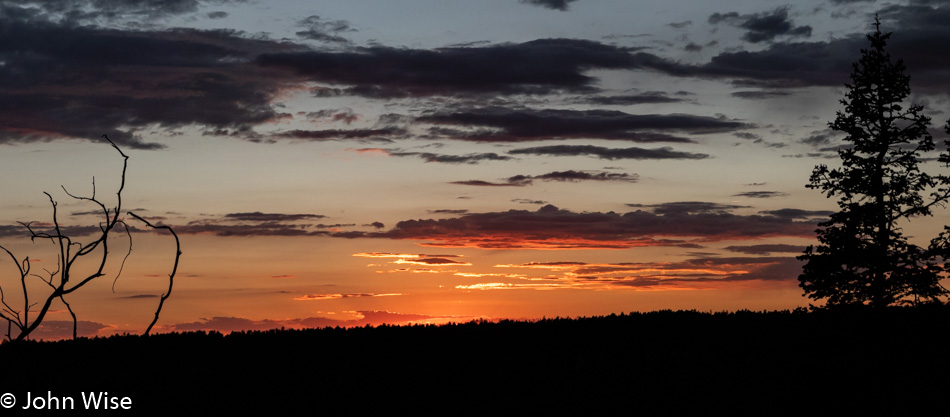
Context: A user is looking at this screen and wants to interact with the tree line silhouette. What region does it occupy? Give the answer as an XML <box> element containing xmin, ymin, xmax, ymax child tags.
<box><xmin>3</xmin><ymin>308</ymin><xmax>949</xmax><ymax>414</ymax></box>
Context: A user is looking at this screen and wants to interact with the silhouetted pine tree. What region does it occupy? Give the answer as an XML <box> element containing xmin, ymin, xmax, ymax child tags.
<box><xmin>798</xmin><ymin>19</ymin><xmax>950</xmax><ymax>307</ymax></box>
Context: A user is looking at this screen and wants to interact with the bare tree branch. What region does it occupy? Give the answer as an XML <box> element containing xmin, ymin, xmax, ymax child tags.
<box><xmin>0</xmin><ymin>135</ymin><xmax>179</xmax><ymax>341</ymax></box>
<box><xmin>128</xmin><ymin>212</ymin><xmax>180</xmax><ymax>336</ymax></box>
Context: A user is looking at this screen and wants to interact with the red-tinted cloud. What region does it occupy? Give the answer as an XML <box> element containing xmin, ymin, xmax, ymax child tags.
<box><xmin>334</xmin><ymin>204</ymin><xmax>817</xmax><ymax>249</ymax></box>
<box><xmin>169</xmin><ymin>310</ymin><xmax>466</xmax><ymax>333</ymax></box>
<box><xmin>23</xmin><ymin>320</ymin><xmax>111</xmax><ymax>340</ymax></box>
<box><xmin>471</xmin><ymin>256</ymin><xmax>803</xmax><ymax>290</ymax></box>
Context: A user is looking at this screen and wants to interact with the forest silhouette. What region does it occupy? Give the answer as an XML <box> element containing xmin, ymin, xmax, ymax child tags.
<box><xmin>4</xmin><ymin>308</ymin><xmax>950</xmax><ymax>414</ymax></box>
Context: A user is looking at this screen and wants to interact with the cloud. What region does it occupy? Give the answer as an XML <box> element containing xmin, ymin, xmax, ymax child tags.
<box><xmin>574</xmin><ymin>92</ymin><xmax>685</xmax><ymax>106</ymax></box>
<box><xmin>165</xmin><ymin>212</ymin><xmax>359</xmax><ymax>237</ymax></box>
<box><xmin>627</xmin><ymin>202</ymin><xmax>748</xmax><ymax>215</ymax></box>
<box><xmin>478</xmin><ymin>256</ymin><xmax>804</xmax><ymax>289</ymax></box>
<box><xmin>509</xmin><ymin>145</ymin><xmax>709</xmax><ymax>160</ymax></box>
<box><xmin>418</xmin><ymin>107</ymin><xmax>746</xmax><ymax>143</ymax></box>
<box><xmin>256</xmin><ymin>39</ymin><xmax>650</xmax><ymax>98</ymax></box>
<box><xmin>732</xmin><ymin>191</ymin><xmax>789</xmax><ymax>198</ymax></box>
<box><xmin>723</xmin><ymin>244</ymin><xmax>805</xmax><ymax>255</ymax></box>
<box><xmin>14</xmin><ymin>0</ymin><xmax>209</xmax><ymax>23</ymax></box>
<box><xmin>450</xmin><ymin>180</ymin><xmax>528</xmax><ymax>187</ymax></box>
<box><xmin>26</xmin><ymin>320</ymin><xmax>111</xmax><ymax>340</ymax></box>
<box><xmin>644</xmin><ymin>5</ymin><xmax>950</xmax><ymax>93</ymax></box>
<box><xmin>169</xmin><ymin>310</ymin><xmax>459</xmax><ymax>332</ymax></box>
<box><xmin>393</xmin><ymin>257</ymin><xmax>472</xmax><ymax>266</ymax></box>
<box><xmin>386</xmin><ymin>151</ymin><xmax>515</xmax><ymax>164</ymax></box>
<box><xmin>302</xmin><ymin>108</ymin><xmax>359</xmax><ymax>124</ymax></box>
<box><xmin>512</xmin><ymin>199</ymin><xmax>549</xmax><ymax>205</ymax></box>
<box><xmin>731</xmin><ymin>90</ymin><xmax>792</xmax><ymax>99</ymax></box>
<box><xmin>602</xmin><ymin>257</ymin><xmax>804</xmax><ymax>287</ymax></box>
<box><xmin>801</xmin><ymin>129</ymin><xmax>840</xmax><ymax>148</ymax></box>
<box><xmin>224</xmin><ymin>212</ymin><xmax>327</xmax><ymax>222</ymax></box>
<box><xmin>669</xmin><ymin>20</ymin><xmax>692</xmax><ymax>29</ymax></box>
<box><xmin>272</xmin><ymin>128</ymin><xmax>407</xmax><ymax>142</ymax></box>
<box><xmin>353</xmin><ymin>252</ymin><xmax>464</xmax><ymax>259</ymax></box>
<box><xmin>292</xmin><ymin>293</ymin><xmax>401</xmax><ymax>301</ymax></box>
<box><xmin>295</xmin><ymin>15</ymin><xmax>354</xmax><ymax>43</ymax></box>
<box><xmin>688</xmin><ymin>37</ymin><xmax>859</xmax><ymax>88</ymax></box>
<box><xmin>455</xmin><ymin>282</ymin><xmax>563</xmax><ymax>290</ymax></box>
<box><xmin>332</xmin><ymin>204</ymin><xmax>819</xmax><ymax>249</ymax></box>
<box><xmin>0</xmin><ymin>222</ymin><xmax>102</xmax><ymax>238</ymax></box>
<box><xmin>453</xmin><ymin>170</ymin><xmax>638</xmax><ymax>186</ymax></box>
<box><xmin>519</xmin><ymin>0</ymin><xmax>578</xmax><ymax>11</ymax></box>
<box><xmin>758</xmin><ymin>208</ymin><xmax>834</xmax><ymax>219</ymax></box>
<box><xmin>429</xmin><ymin>209</ymin><xmax>469</xmax><ymax>214</ymax></box>
<box><xmin>527</xmin><ymin>170</ymin><xmax>638</xmax><ymax>182</ymax></box>
<box><xmin>0</xmin><ymin>7</ymin><xmax>300</xmax><ymax>148</ymax></box>
<box><xmin>709</xmin><ymin>7</ymin><xmax>812</xmax><ymax>43</ymax></box>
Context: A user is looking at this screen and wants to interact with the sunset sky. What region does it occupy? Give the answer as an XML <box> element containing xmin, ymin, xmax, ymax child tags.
<box><xmin>2</xmin><ymin>0</ymin><xmax>950</xmax><ymax>339</ymax></box>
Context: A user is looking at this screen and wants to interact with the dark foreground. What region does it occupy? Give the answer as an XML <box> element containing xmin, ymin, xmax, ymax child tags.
<box><xmin>3</xmin><ymin>308</ymin><xmax>950</xmax><ymax>415</ymax></box>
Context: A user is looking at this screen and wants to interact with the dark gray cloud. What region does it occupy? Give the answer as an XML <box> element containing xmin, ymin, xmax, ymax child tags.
<box><xmin>452</xmin><ymin>170</ymin><xmax>638</xmax><ymax>186</ymax></box>
<box><xmin>709</xmin><ymin>7</ymin><xmax>812</xmax><ymax>43</ymax></box>
<box><xmin>653</xmin><ymin>4</ymin><xmax>950</xmax><ymax>93</ymax></box>
<box><xmin>723</xmin><ymin>244</ymin><xmax>805</xmax><ymax>255</ymax></box>
<box><xmin>419</xmin><ymin>107</ymin><xmax>745</xmax><ymax>143</ymax></box>
<box><xmin>449</xmin><ymin>180</ymin><xmax>526</xmax><ymax>187</ymax></box>
<box><xmin>574</xmin><ymin>92</ymin><xmax>685</xmax><ymax>106</ymax></box>
<box><xmin>295</xmin><ymin>15</ymin><xmax>354</xmax><ymax>43</ymax></box>
<box><xmin>731</xmin><ymin>90</ymin><xmax>792</xmax><ymax>99</ymax></box>
<box><xmin>14</xmin><ymin>0</ymin><xmax>204</xmax><ymax>22</ymax></box>
<box><xmin>691</xmin><ymin>37</ymin><xmax>859</xmax><ymax>88</ymax></box>
<box><xmin>509</xmin><ymin>145</ymin><xmax>709</xmax><ymax>160</ymax></box>
<box><xmin>272</xmin><ymin>128</ymin><xmax>406</xmax><ymax>142</ymax></box>
<box><xmin>685</xmin><ymin>43</ymin><xmax>704</xmax><ymax>52</ymax></box>
<box><xmin>165</xmin><ymin>212</ymin><xmax>359</xmax><ymax>237</ymax></box>
<box><xmin>512</xmin><ymin>199</ymin><xmax>549</xmax><ymax>205</ymax></box>
<box><xmin>668</xmin><ymin>20</ymin><xmax>692</xmax><ymax>29</ymax></box>
<box><xmin>0</xmin><ymin>6</ymin><xmax>300</xmax><ymax>148</ymax></box>
<box><xmin>732</xmin><ymin>191</ymin><xmax>789</xmax><ymax>198</ymax></box>
<box><xmin>759</xmin><ymin>208</ymin><xmax>834</xmax><ymax>219</ymax></box>
<box><xmin>0</xmin><ymin>222</ymin><xmax>104</xmax><ymax>238</ymax></box>
<box><xmin>525</xmin><ymin>170</ymin><xmax>638</xmax><ymax>182</ymax></box>
<box><xmin>733</xmin><ymin>132</ymin><xmax>761</xmax><ymax>141</ymax></box>
<box><xmin>387</xmin><ymin>151</ymin><xmax>514</xmax><ymax>164</ymax></box>
<box><xmin>627</xmin><ymin>201</ymin><xmax>748</xmax><ymax>215</ymax></box>
<box><xmin>519</xmin><ymin>0</ymin><xmax>578</xmax><ymax>11</ymax></box>
<box><xmin>302</xmin><ymin>108</ymin><xmax>359</xmax><ymax>124</ymax></box>
<box><xmin>224</xmin><ymin>212</ymin><xmax>327</xmax><ymax>222</ymax></box>
<box><xmin>331</xmin><ymin>204</ymin><xmax>819</xmax><ymax>249</ymax></box>
<box><xmin>801</xmin><ymin>129</ymin><xmax>839</xmax><ymax>147</ymax></box>
<box><xmin>429</xmin><ymin>209</ymin><xmax>469</xmax><ymax>214</ymax></box>
<box><xmin>255</xmin><ymin>39</ymin><xmax>645</xmax><ymax>98</ymax></box>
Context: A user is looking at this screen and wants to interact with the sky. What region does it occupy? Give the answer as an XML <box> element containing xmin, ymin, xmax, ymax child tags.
<box><xmin>2</xmin><ymin>0</ymin><xmax>950</xmax><ymax>339</ymax></box>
